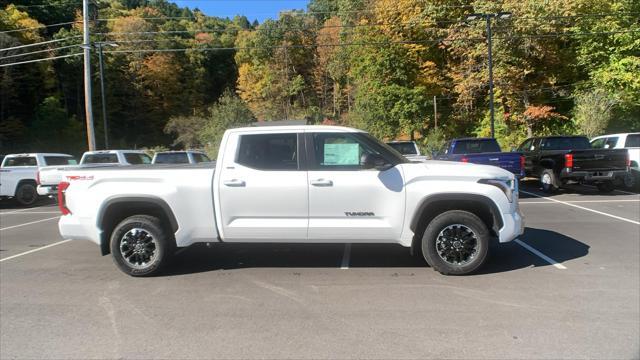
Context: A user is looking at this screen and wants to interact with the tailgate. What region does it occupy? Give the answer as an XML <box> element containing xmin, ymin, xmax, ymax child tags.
<box><xmin>572</xmin><ymin>149</ymin><xmax>628</xmax><ymax>171</ymax></box>
<box><xmin>464</xmin><ymin>152</ymin><xmax>522</xmax><ymax>174</ymax></box>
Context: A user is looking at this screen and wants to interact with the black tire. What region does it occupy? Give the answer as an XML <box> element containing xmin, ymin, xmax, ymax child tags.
<box><xmin>596</xmin><ymin>181</ymin><xmax>615</xmax><ymax>193</ymax></box>
<box><xmin>540</xmin><ymin>169</ymin><xmax>558</xmax><ymax>193</ymax></box>
<box><xmin>109</xmin><ymin>215</ymin><xmax>174</xmax><ymax>277</ymax></box>
<box><xmin>421</xmin><ymin>210</ymin><xmax>489</xmax><ymax>275</ymax></box>
<box><xmin>622</xmin><ymin>171</ymin><xmax>637</xmax><ymax>190</ymax></box>
<box><xmin>15</xmin><ymin>182</ymin><xmax>38</xmax><ymax>206</ymax></box>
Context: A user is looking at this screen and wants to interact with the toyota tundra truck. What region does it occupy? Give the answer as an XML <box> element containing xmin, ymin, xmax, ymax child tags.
<box><xmin>57</xmin><ymin>126</ymin><xmax>524</xmax><ymax>276</ymax></box>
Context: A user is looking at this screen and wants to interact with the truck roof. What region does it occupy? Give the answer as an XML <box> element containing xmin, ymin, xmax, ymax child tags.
<box><xmin>228</xmin><ymin>125</ymin><xmax>365</xmax><ymax>133</ymax></box>
<box><xmin>452</xmin><ymin>137</ymin><xmax>496</xmax><ymax>141</ymax></box>
<box><xmin>4</xmin><ymin>153</ymin><xmax>73</xmax><ymax>158</ymax></box>
<box><xmin>82</xmin><ymin>150</ymin><xmax>147</xmax><ymax>155</ymax></box>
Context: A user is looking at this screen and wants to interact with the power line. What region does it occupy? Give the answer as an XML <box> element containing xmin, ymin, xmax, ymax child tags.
<box><xmin>0</xmin><ymin>44</ymin><xmax>81</xmax><ymax>60</ymax></box>
<box><xmin>0</xmin><ymin>52</ymin><xmax>83</xmax><ymax>67</ymax></box>
<box><xmin>0</xmin><ymin>21</ymin><xmax>79</xmax><ymax>34</ymax></box>
<box><xmin>0</xmin><ymin>36</ymin><xmax>82</xmax><ymax>52</ymax></box>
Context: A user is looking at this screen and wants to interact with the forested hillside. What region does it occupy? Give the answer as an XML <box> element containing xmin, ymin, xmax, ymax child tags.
<box><xmin>1</xmin><ymin>0</ymin><xmax>638</xmax><ymax>156</ymax></box>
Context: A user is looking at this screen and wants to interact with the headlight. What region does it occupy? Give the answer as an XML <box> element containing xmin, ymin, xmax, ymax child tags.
<box><xmin>478</xmin><ymin>178</ymin><xmax>516</xmax><ymax>202</ymax></box>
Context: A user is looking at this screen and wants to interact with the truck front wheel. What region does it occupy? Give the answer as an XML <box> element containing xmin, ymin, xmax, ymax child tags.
<box><xmin>421</xmin><ymin>210</ymin><xmax>489</xmax><ymax>275</ymax></box>
<box><xmin>110</xmin><ymin>215</ymin><xmax>174</xmax><ymax>277</ymax></box>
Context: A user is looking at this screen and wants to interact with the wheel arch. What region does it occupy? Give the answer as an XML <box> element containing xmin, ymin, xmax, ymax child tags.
<box><xmin>97</xmin><ymin>196</ymin><xmax>178</xmax><ymax>256</ymax></box>
<box><xmin>409</xmin><ymin>194</ymin><xmax>503</xmax><ymax>256</ymax></box>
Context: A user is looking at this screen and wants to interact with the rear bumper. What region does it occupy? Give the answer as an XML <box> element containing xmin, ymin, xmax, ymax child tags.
<box><xmin>37</xmin><ymin>185</ymin><xmax>57</xmax><ymax>196</ymax></box>
<box><xmin>58</xmin><ymin>215</ymin><xmax>100</xmax><ymax>245</ymax></box>
<box><xmin>560</xmin><ymin>168</ymin><xmax>629</xmax><ymax>182</ymax></box>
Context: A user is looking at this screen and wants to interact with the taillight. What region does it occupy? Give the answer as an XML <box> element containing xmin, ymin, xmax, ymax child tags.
<box><xmin>36</xmin><ymin>171</ymin><xmax>40</xmax><ymax>185</ymax></box>
<box><xmin>564</xmin><ymin>154</ymin><xmax>573</xmax><ymax>169</ymax></box>
<box><xmin>57</xmin><ymin>181</ymin><xmax>71</xmax><ymax>215</ymax></box>
<box><xmin>520</xmin><ymin>155</ymin><xmax>525</xmax><ymax>169</ymax></box>
<box><xmin>461</xmin><ymin>157</ymin><xmax>469</xmax><ymax>163</ymax></box>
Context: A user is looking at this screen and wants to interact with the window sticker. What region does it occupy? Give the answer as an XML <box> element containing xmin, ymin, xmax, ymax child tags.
<box><xmin>323</xmin><ymin>143</ymin><xmax>360</xmax><ymax>165</ymax></box>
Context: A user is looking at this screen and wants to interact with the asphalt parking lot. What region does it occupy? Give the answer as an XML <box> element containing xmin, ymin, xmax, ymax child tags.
<box><xmin>1</xmin><ymin>181</ymin><xmax>639</xmax><ymax>359</ymax></box>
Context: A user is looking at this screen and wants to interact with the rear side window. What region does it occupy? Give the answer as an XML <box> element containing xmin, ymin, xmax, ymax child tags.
<box><xmin>452</xmin><ymin>140</ymin><xmax>501</xmax><ymax>154</ymax></box>
<box><xmin>625</xmin><ymin>134</ymin><xmax>640</xmax><ymax>148</ymax></box>
<box><xmin>518</xmin><ymin>139</ymin><xmax>533</xmax><ymax>152</ymax></box>
<box><xmin>591</xmin><ymin>138</ymin><xmax>606</xmax><ymax>149</ymax></box>
<box><xmin>236</xmin><ymin>133</ymin><xmax>298</xmax><ymax>170</ymax></box>
<box><xmin>3</xmin><ymin>157</ymin><xmax>37</xmax><ymax>166</ymax></box>
<box><xmin>83</xmin><ymin>154</ymin><xmax>118</xmax><ymax>164</ymax></box>
<box><xmin>191</xmin><ymin>153</ymin><xmax>211</xmax><ymax>163</ymax></box>
<box><xmin>124</xmin><ymin>153</ymin><xmax>151</xmax><ymax>165</ymax></box>
<box><xmin>154</xmin><ymin>153</ymin><xmax>189</xmax><ymax>164</ymax></box>
<box><xmin>44</xmin><ymin>156</ymin><xmax>76</xmax><ymax>165</ymax></box>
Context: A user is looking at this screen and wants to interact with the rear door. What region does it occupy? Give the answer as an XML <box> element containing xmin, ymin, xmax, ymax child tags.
<box><xmin>306</xmin><ymin>132</ymin><xmax>406</xmax><ymax>242</ymax></box>
<box><xmin>217</xmin><ymin>131</ymin><xmax>308</xmax><ymax>241</ymax></box>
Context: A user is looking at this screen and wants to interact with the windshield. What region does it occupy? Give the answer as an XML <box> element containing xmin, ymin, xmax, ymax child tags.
<box><xmin>82</xmin><ymin>154</ymin><xmax>118</xmax><ymax>164</ymax></box>
<box><xmin>387</xmin><ymin>142</ymin><xmax>418</xmax><ymax>155</ymax></box>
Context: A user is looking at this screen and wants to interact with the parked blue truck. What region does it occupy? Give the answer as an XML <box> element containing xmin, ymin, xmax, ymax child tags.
<box><xmin>434</xmin><ymin>138</ymin><xmax>525</xmax><ymax>177</ymax></box>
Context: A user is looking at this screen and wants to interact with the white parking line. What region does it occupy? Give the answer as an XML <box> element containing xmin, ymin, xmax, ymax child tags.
<box><xmin>514</xmin><ymin>239</ymin><xmax>567</xmax><ymax>270</ymax></box>
<box><xmin>520</xmin><ymin>190</ymin><xmax>640</xmax><ymax>225</ymax></box>
<box><xmin>340</xmin><ymin>243</ymin><xmax>351</xmax><ymax>269</ymax></box>
<box><xmin>1</xmin><ymin>211</ymin><xmax>61</xmax><ymax>215</ymax></box>
<box><xmin>0</xmin><ymin>216</ymin><xmax>60</xmax><ymax>231</ymax></box>
<box><xmin>521</xmin><ymin>199</ymin><xmax>640</xmax><ymax>204</ymax></box>
<box><xmin>0</xmin><ymin>240</ymin><xmax>72</xmax><ymax>262</ymax></box>
<box><xmin>0</xmin><ymin>205</ymin><xmax>55</xmax><ymax>214</ymax></box>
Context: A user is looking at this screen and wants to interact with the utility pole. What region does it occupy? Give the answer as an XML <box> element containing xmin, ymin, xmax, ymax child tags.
<box><xmin>96</xmin><ymin>42</ymin><xmax>117</xmax><ymax>150</ymax></box>
<box><xmin>433</xmin><ymin>95</ymin><xmax>438</xmax><ymax>129</ymax></box>
<box><xmin>486</xmin><ymin>15</ymin><xmax>495</xmax><ymax>139</ymax></box>
<box><xmin>82</xmin><ymin>0</ymin><xmax>95</xmax><ymax>150</ymax></box>
<box><xmin>464</xmin><ymin>12</ymin><xmax>512</xmax><ymax>139</ymax></box>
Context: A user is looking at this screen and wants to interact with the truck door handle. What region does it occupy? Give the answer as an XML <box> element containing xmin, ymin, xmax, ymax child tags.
<box><xmin>310</xmin><ymin>179</ymin><xmax>333</xmax><ymax>187</ymax></box>
<box><xmin>223</xmin><ymin>179</ymin><xmax>246</xmax><ymax>187</ymax></box>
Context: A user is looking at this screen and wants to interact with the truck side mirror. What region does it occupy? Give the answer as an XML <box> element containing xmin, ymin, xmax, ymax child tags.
<box><xmin>361</xmin><ymin>153</ymin><xmax>389</xmax><ymax>170</ymax></box>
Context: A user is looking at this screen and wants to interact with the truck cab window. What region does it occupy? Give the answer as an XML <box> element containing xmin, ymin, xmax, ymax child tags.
<box><xmin>3</xmin><ymin>157</ymin><xmax>37</xmax><ymax>166</ymax></box>
<box><xmin>125</xmin><ymin>153</ymin><xmax>152</xmax><ymax>165</ymax></box>
<box><xmin>311</xmin><ymin>133</ymin><xmax>381</xmax><ymax>170</ymax></box>
<box><xmin>236</xmin><ymin>133</ymin><xmax>298</xmax><ymax>170</ymax></box>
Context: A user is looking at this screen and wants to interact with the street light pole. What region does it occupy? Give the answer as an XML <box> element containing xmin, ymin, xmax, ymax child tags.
<box><xmin>464</xmin><ymin>12</ymin><xmax>512</xmax><ymax>139</ymax></box>
<box><xmin>97</xmin><ymin>43</ymin><xmax>108</xmax><ymax>149</ymax></box>
<box><xmin>486</xmin><ymin>15</ymin><xmax>495</xmax><ymax>138</ymax></box>
<box><xmin>82</xmin><ymin>0</ymin><xmax>95</xmax><ymax>151</ymax></box>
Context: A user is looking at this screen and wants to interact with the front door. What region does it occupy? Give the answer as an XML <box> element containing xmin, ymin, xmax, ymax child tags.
<box><xmin>217</xmin><ymin>131</ymin><xmax>308</xmax><ymax>241</ymax></box>
<box><xmin>306</xmin><ymin>132</ymin><xmax>406</xmax><ymax>242</ymax></box>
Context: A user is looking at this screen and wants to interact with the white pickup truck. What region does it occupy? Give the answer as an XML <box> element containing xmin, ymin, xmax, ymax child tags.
<box><xmin>0</xmin><ymin>153</ymin><xmax>76</xmax><ymax>205</ymax></box>
<box><xmin>58</xmin><ymin>126</ymin><xmax>524</xmax><ymax>276</ymax></box>
<box><xmin>37</xmin><ymin>150</ymin><xmax>152</xmax><ymax>196</ymax></box>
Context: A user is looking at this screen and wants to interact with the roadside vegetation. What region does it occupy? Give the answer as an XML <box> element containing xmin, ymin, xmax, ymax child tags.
<box><xmin>1</xmin><ymin>0</ymin><xmax>638</xmax><ymax>157</ymax></box>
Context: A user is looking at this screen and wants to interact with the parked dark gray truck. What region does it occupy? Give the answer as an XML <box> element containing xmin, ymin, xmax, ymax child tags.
<box><xmin>517</xmin><ymin>136</ymin><xmax>629</xmax><ymax>193</ymax></box>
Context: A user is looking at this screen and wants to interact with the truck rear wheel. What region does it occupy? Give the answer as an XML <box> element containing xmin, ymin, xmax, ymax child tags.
<box><xmin>421</xmin><ymin>210</ymin><xmax>489</xmax><ymax>275</ymax></box>
<box><xmin>15</xmin><ymin>182</ymin><xmax>38</xmax><ymax>206</ymax></box>
<box><xmin>540</xmin><ymin>169</ymin><xmax>558</xmax><ymax>193</ymax></box>
<box><xmin>110</xmin><ymin>215</ymin><xmax>174</xmax><ymax>277</ymax></box>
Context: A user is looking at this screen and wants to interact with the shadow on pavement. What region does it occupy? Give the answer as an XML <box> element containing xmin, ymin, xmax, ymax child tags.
<box><xmin>478</xmin><ymin>227</ymin><xmax>590</xmax><ymax>275</ymax></box>
<box><xmin>164</xmin><ymin>227</ymin><xmax>589</xmax><ymax>276</ymax></box>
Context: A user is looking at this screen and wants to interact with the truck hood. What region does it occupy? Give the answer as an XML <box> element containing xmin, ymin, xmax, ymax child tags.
<box><xmin>403</xmin><ymin>160</ymin><xmax>515</xmax><ymax>181</ymax></box>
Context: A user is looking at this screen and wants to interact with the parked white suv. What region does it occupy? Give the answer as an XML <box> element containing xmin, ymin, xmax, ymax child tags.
<box><xmin>591</xmin><ymin>133</ymin><xmax>640</xmax><ymax>189</ymax></box>
<box><xmin>152</xmin><ymin>150</ymin><xmax>211</xmax><ymax>164</ymax></box>
<box><xmin>57</xmin><ymin>126</ymin><xmax>524</xmax><ymax>276</ymax></box>
<box><xmin>37</xmin><ymin>150</ymin><xmax>151</xmax><ymax>196</ymax></box>
<box><xmin>0</xmin><ymin>153</ymin><xmax>76</xmax><ymax>205</ymax></box>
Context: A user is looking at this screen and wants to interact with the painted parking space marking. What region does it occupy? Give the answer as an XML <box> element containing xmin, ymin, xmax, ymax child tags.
<box><xmin>520</xmin><ymin>190</ymin><xmax>640</xmax><ymax>225</ymax></box>
<box><xmin>0</xmin><ymin>205</ymin><xmax>56</xmax><ymax>214</ymax></box>
<box><xmin>514</xmin><ymin>239</ymin><xmax>567</xmax><ymax>270</ymax></box>
<box><xmin>0</xmin><ymin>216</ymin><xmax>60</xmax><ymax>231</ymax></box>
<box><xmin>1</xmin><ymin>211</ymin><xmax>61</xmax><ymax>215</ymax></box>
<box><xmin>0</xmin><ymin>239</ymin><xmax>72</xmax><ymax>262</ymax></box>
<box><xmin>520</xmin><ymin>199</ymin><xmax>640</xmax><ymax>204</ymax></box>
